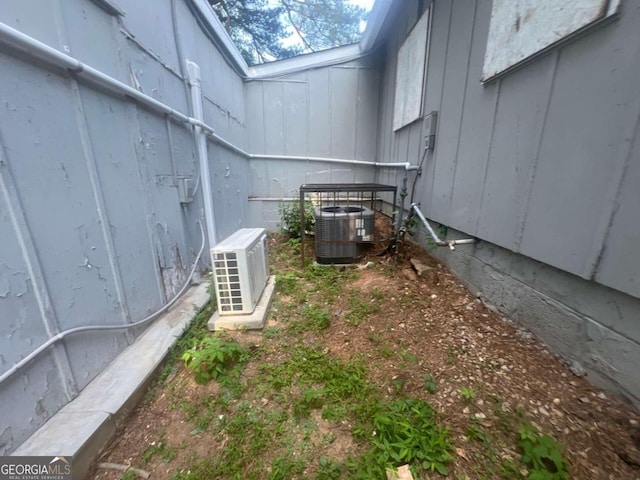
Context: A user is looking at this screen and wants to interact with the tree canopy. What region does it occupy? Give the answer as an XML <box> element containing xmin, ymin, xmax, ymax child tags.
<box><xmin>208</xmin><ymin>0</ymin><xmax>368</xmax><ymax>65</ymax></box>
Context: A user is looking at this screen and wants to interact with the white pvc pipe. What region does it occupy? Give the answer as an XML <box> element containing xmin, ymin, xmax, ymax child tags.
<box><xmin>410</xmin><ymin>203</ymin><xmax>477</xmax><ymax>250</ymax></box>
<box><xmin>0</xmin><ymin>21</ymin><xmax>213</xmax><ymax>133</ymax></box>
<box><xmin>186</xmin><ymin>61</ymin><xmax>218</xmax><ymax>248</ymax></box>
<box><xmin>249</xmin><ymin>154</ymin><xmax>418</xmax><ymax>171</ymax></box>
<box><xmin>208</xmin><ymin>132</ymin><xmax>251</xmax><ymax>158</ymax></box>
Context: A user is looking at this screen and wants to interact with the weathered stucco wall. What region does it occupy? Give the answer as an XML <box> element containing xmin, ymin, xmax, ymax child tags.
<box><xmin>374</xmin><ymin>0</ymin><xmax>640</xmax><ymax>404</ymax></box>
<box><xmin>0</xmin><ymin>0</ymin><xmax>250</xmax><ymax>453</ymax></box>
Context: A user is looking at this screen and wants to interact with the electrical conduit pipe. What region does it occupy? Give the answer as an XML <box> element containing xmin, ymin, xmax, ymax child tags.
<box><xmin>0</xmin><ymin>221</ymin><xmax>207</xmax><ymax>386</ymax></box>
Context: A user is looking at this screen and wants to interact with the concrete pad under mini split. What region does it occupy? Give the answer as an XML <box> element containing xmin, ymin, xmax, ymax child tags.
<box><xmin>12</xmin><ymin>283</ymin><xmax>211</xmax><ymax>480</ymax></box>
<box><xmin>207</xmin><ymin>275</ymin><xmax>276</xmax><ymax>331</ymax></box>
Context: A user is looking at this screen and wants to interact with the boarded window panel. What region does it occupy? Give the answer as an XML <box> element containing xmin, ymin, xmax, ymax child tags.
<box><xmin>482</xmin><ymin>0</ymin><xmax>618</xmax><ymax>82</ymax></box>
<box><xmin>393</xmin><ymin>9</ymin><xmax>429</xmax><ymax>131</ymax></box>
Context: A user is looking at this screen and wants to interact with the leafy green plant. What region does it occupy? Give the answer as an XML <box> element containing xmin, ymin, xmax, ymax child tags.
<box><xmin>292</xmin><ymin>388</ymin><xmax>325</xmax><ymax>417</ymax></box>
<box><xmin>518</xmin><ymin>423</ymin><xmax>569</xmax><ymax>480</ymax></box>
<box><xmin>350</xmin><ymin>398</ymin><xmax>453</xmax><ymax>478</ymax></box>
<box><xmin>466</xmin><ymin>422</ymin><xmax>490</xmax><ymax>444</ymax></box>
<box><xmin>278</xmin><ymin>200</ymin><xmax>315</xmax><ymax>238</ymax></box>
<box><xmin>157</xmin><ymin>289</ymin><xmax>216</xmax><ymax>384</ymax></box>
<box><xmin>460</xmin><ymin>386</ymin><xmax>476</xmax><ymax>402</ymax></box>
<box><xmin>182</xmin><ymin>336</ymin><xmax>249</xmax><ymax>384</ymax></box>
<box><xmin>424</xmin><ymin>374</ymin><xmax>437</xmax><ymax>394</ymax></box>
<box><xmin>263</xmin><ymin>326</ymin><xmax>281</xmax><ymax>339</ymax></box>
<box><xmin>404</xmin><ymin>216</ymin><xmax>419</xmax><ymax>237</ymax></box>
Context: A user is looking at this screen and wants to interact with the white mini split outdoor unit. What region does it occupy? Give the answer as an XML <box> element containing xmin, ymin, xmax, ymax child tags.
<box><xmin>211</xmin><ymin>228</ymin><xmax>269</xmax><ymax>315</ymax></box>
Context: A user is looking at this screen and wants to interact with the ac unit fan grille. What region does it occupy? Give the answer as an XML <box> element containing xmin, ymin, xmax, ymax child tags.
<box><xmin>213</xmin><ymin>252</ymin><xmax>244</xmax><ymax>312</ymax></box>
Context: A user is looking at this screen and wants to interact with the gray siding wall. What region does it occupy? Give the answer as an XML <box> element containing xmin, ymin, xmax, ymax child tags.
<box><xmin>0</xmin><ymin>0</ymin><xmax>249</xmax><ymax>453</ymax></box>
<box><xmin>244</xmin><ymin>59</ymin><xmax>380</xmax><ymax>229</ymax></box>
<box><xmin>375</xmin><ymin>0</ymin><xmax>640</xmax><ymax>403</ymax></box>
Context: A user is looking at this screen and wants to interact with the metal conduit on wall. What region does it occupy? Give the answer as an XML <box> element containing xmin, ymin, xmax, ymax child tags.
<box><xmin>0</xmin><ymin>220</ymin><xmax>207</xmax><ymax>386</ymax></box>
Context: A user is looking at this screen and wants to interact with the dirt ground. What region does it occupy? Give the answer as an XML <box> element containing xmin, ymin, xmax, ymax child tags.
<box><xmin>89</xmin><ymin>235</ymin><xmax>640</xmax><ymax>480</ymax></box>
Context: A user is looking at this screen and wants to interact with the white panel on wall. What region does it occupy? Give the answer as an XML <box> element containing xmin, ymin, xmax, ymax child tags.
<box><xmin>482</xmin><ymin>0</ymin><xmax>619</xmax><ymax>82</ymax></box>
<box><xmin>393</xmin><ymin>9</ymin><xmax>430</xmax><ymax>131</ymax></box>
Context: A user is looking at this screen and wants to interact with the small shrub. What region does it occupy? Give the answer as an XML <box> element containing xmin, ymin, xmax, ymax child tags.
<box><xmin>278</xmin><ymin>200</ymin><xmax>315</xmax><ymax>238</ymax></box>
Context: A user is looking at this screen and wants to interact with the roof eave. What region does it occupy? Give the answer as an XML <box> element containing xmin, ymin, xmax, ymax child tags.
<box><xmin>359</xmin><ymin>0</ymin><xmax>395</xmax><ymax>53</ymax></box>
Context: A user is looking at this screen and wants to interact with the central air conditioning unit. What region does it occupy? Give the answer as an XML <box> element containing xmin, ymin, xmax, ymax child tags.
<box><xmin>211</xmin><ymin>228</ymin><xmax>269</xmax><ymax>315</ymax></box>
<box><xmin>315</xmin><ymin>205</ymin><xmax>375</xmax><ymax>264</ymax></box>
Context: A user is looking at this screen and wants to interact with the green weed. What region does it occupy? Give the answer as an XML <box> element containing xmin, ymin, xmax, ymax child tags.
<box><xmin>157</xmin><ymin>289</ymin><xmax>216</xmax><ymax>384</ymax></box>
<box><xmin>345</xmin><ymin>291</ymin><xmax>379</xmax><ymax>326</ymax></box>
<box><xmin>285</xmin><ymin>304</ymin><xmax>331</xmax><ymax>334</ymax></box>
<box><xmin>269</xmin><ymin>455</ymin><xmax>306</xmax><ymax>479</ymax></box>
<box><xmin>263</xmin><ymin>326</ymin><xmax>281</xmax><ymax>339</ymax></box>
<box><xmin>518</xmin><ymin>423</ymin><xmax>569</xmax><ymax>480</ymax></box>
<box><xmin>120</xmin><ymin>471</ymin><xmax>137</xmax><ymax>480</ymax></box>
<box><xmin>316</xmin><ymin>457</ymin><xmax>345</xmax><ymax>479</ymax></box>
<box><xmin>303</xmin><ymin>264</ymin><xmax>357</xmax><ymax>301</ymax></box>
<box><xmin>424</xmin><ymin>374</ymin><xmax>437</xmax><ymax>394</ymax></box>
<box><xmin>460</xmin><ymin>386</ymin><xmax>476</xmax><ymax>402</ymax></box>
<box><xmin>182</xmin><ymin>336</ymin><xmax>249</xmax><ymax>384</ymax></box>
<box><xmin>275</xmin><ymin>271</ymin><xmax>300</xmax><ymax>296</ymax></box>
<box><xmin>349</xmin><ymin>398</ymin><xmax>453</xmax><ymax>478</ymax></box>
<box><xmin>142</xmin><ymin>440</ymin><xmax>176</xmax><ymax>464</ymax></box>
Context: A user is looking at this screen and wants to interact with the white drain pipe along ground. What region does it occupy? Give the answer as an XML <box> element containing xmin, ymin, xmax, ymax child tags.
<box><xmin>410</xmin><ymin>203</ymin><xmax>477</xmax><ymax>250</ymax></box>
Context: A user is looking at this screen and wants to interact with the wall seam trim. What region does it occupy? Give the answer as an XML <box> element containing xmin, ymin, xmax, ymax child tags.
<box><xmin>473</xmin><ymin>79</ymin><xmax>501</xmax><ymax>236</ymax></box>
<box><xmin>587</xmin><ymin>106</ymin><xmax>640</xmax><ymax>280</ymax></box>
<box><xmin>429</xmin><ymin>0</ymin><xmax>454</xmax><ymax>210</ymax></box>
<box><xmin>447</xmin><ymin>0</ymin><xmax>479</xmax><ymax>219</ymax></box>
<box><xmin>515</xmin><ymin>50</ymin><xmax>560</xmax><ymax>249</ymax></box>
<box><xmin>118</xmin><ymin>27</ymin><xmax>183</xmax><ymax>81</ymax></box>
<box><xmin>0</xmin><ymin>128</ymin><xmax>78</xmax><ymax>400</ymax></box>
<box><xmin>71</xmin><ymin>79</ymin><xmax>133</xmax><ymax>339</ymax></box>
